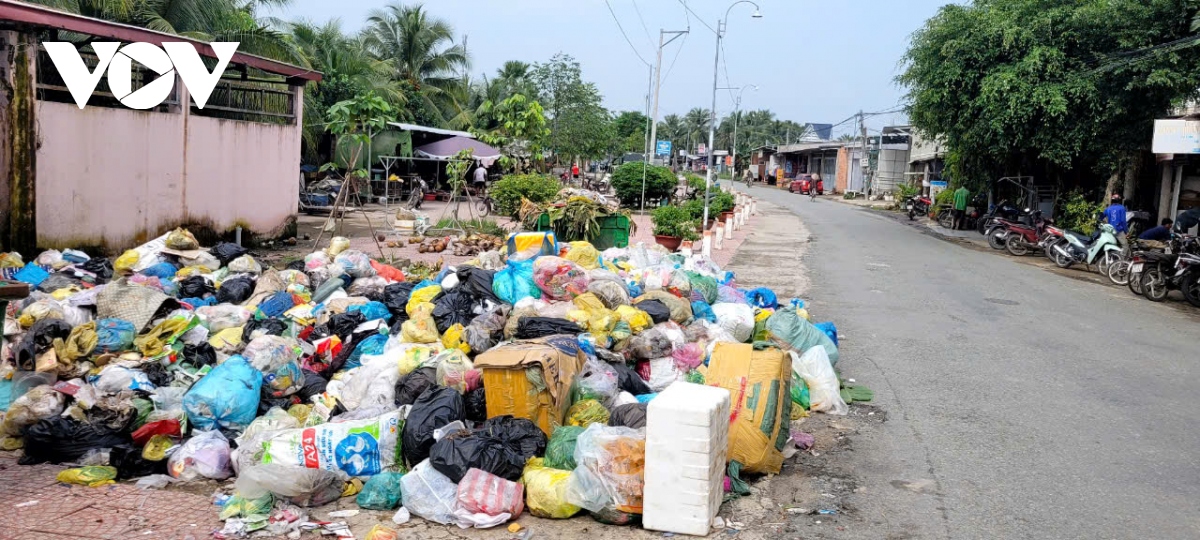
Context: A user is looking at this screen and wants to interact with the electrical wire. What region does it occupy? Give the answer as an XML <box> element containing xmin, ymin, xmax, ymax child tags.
<box><xmin>676</xmin><ymin>0</ymin><xmax>718</xmax><ymax>35</ymax></box>
<box><xmin>659</xmin><ymin>2</ymin><xmax>691</xmax><ymax>85</ymax></box>
<box><xmin>630</xmin><ymin>0</ymin><xmax>655</xmax><ymax>48</ymax></box>
<box><xmin>603</xmin><ymin>0</ymin><xmax>652</xmax><ymax>67</ymax></box>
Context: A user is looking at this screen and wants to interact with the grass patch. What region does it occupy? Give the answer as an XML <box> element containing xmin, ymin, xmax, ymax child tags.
<box><xmin>433</xmin><ymin>218</ymin><xmax>507</xmax><ymax>236</ymax></box>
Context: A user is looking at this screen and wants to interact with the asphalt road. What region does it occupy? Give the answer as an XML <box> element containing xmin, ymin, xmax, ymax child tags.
<box><xmin>737</xmin><ymin>184</ymin><xmax>1200</xmax><ymax>540</ymax></box>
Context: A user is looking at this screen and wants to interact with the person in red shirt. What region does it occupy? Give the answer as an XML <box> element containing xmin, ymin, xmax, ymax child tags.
<box><xmin>572</xmin><ymin>163</ymin><xmax>580</xmax><ymax>179</ymax></box>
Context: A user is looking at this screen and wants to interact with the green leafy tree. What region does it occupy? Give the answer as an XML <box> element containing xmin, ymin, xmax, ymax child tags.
<box><xmin>490</xmin><ymin>173</ymin><xmax>561</xmax><ymax>216</ymax></box>
<box><xmin>611</xmin><ymin>162</ymin><xmax>676</xmax><ymax>208</ymax></box>
<box><xmin>531</xmin><ymin>53</ymin><xmax>614</xmax><ymax>161</ymax></box>
<box><xmin>473</xmin><ymin>93</ymin><xmax>550</xmax><ymax>173</ymax></box>
<box><xmin>613</xmin><ymin>110</ymin><xmax>649</xmax><ymax>153</ymax></box>
<box><xmin>899</xmin><ymin>0</ymin><xmax>1200</xmax><ymax>191</ymax></box>
<box><xmin>325</xmin><ymin>92</ymin><xmax>395</xmax><ymax>177</ymax></box>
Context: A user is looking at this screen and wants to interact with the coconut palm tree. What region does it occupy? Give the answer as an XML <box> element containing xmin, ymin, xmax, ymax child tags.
<box><xmin>657</xmin><ymin>114</ymin><xmax>685</xmax><ymax>145</ymax></box>
<box><xmin>361</xmin><ymin>3</ymin><xmax>470</xmax><ymax>126</ymax></box>
<box><xmin>683</xmin><ymin>107</ymin><xmax>711</xmax><ymax>153</ymax></box>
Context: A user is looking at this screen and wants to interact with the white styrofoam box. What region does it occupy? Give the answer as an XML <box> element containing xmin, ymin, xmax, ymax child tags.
<box><xmin>643</xmin><ymin>381</ymin><xmax>732</xmax><ymax>537</ymax></box>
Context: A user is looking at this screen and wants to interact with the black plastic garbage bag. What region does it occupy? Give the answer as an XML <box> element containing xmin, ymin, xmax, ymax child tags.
<box><xmin>637</xmin><ymin>299</ymin><xmax>671</xmax><ymax>324</ymax></box>
<box><xmin>217</xmin><ymin>276</ymin><xmax>255</xmax><ymax>304</ymax></box>
<box><xmin>515</xmin><ymin>317</ymin><xmax>584</xmax><ymax>340</ymax></box>
<box><xmin>37</xmin><ymin>273</ymin><xmax>82</xmax><ymax>293</ymax></box>
<box><xmin>296</xmin><ymin>370</ymin><xmax>328</xmax><ymax>401</ymax></box>
<box><xmin>111</xmin><ymin>444</ymin><xmax>166</xmax><ymax>479</ymax></box>
<box><xmin>611</xmin><ymin>362</ymin><xmax>652</xmax><ymax>396</ymax></box>
<box><xmin>429</xmin><ymin>415</ymin><xmax>547</xmax><ymax>483</ymax></box>
<box><xmin>16</xmin><ymin>318</ymin><xmax>72</xmax><ymax>371</ymax></box>
<box><xmin>177</xmin><ymin>275</ymin><xmax>215</xmax><ymax>299</ymax></box>
<box><xmin>259</xmin><ymin>395</ymin><xmax>300</xmax><ymax>416</ymax></box>
<box><xmin>211</xmin><ymin>242</ymin><xmax>248</xmax><ymax>266</ymax></box>
<box><xmin>455</xmin><ymin>267</ymin><xmax>500</xmax><ymax>303</ymax></box>
<box><xmin>242</xmin><ymin>317</ymin><xmax>287</xmax><ymax>342</ymax></box>
<box><xmin>382</xmin><ymin>282</ymin><xmax>416</xmax><ymax>321</ymax></box>
<box><xmin>81</xmin><ymin>257</ymin><xmax>114</xmax><ymax>282</ymax></box>
<box><xmin>464</xmin><ymin>387</ymin><xmax>487</xmax><ymax>423</ymax></box>
<box><xmin>327</xmin><ymin>326</ymin><xmax>377</xmax><ymax>373</ymax></box>
<box><xmin>401</xmin><ymin>387</ymin><xmax>465</xmax><ymax>467</ymax></box>
<box><xmin>20</xmin><ymin>416</ymin><xmax>131</xmax><ymax>465</ymax></box>
<box><xmin>432</xmin><ymin>289</ymin><xmax>484</xmax><ymax>334</ymax></box>
<box><xmin>608</xmin><ymin>403</ymin><xmax>648</xmax><ymax>429</ymax></box>
<box><xmin>181</xmin><ymin>342</ymin><xmax>217</xmax><ymax>367</ymax></box>
<box><xmin>324</xmin><ymin>312</ymin><xmax>367</xmax><ymax>341</ymax></box>
<box><xmin>394</xmin><ymin>367</ymin><xmax>436</xmax><ymax>407</ymax></box>
<box><xmin>140</xmin><ymin>362</ymin><xmax>173</xmax><ymax>388</ymax></box>
<box><xmin>286</xmin><ymin>259</ymin><xmax>306</xmax><ymax>272</ymax></box>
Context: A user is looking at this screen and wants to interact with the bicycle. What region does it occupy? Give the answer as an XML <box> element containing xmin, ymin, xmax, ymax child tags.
<box><xmin>474</xmin><ymin>185</ymin><xmax>495</xmax><ymax>216</ymax></box>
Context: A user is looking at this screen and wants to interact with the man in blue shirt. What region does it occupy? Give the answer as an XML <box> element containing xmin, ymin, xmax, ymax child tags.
<box><xmin>1138</xmin><ymin>218</ymin><xmax>1173</xmax><ymax>242</ymax></box>
<box><xmin>1104</xmin><ymin>195</ymin><xmax>1129</xmax><ymax>252</ymax></box>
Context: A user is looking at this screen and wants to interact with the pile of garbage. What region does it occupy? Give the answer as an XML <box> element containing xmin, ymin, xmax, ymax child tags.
<box><xmin>0</xmin><ymin>225</ymin><xmax>858</xmax><ymax>537</ymax></box>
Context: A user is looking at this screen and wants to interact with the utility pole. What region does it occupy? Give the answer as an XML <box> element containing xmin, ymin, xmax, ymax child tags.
<box><xmin>649</xmin><ymin>29</ymin><xmax>688</xmax><ymax>168</ymax></box>
<box><xmin>640</xmin><ymin>65</ymin><xmax>653</xmax><ymax>210</ymax></box>
<box><xmin>859</xmin><ymin>110</ymin><xmax>870</xmax><ymax>196</ymax></box>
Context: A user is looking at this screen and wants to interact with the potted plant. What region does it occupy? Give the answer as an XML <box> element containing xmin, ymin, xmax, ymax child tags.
<box><xmin>652</xmin><ymin>206</ymin><xmax>700</xmax><ymax>251</ymax></box>
<box><xmin>712</xmin><ymin>191</ymin><xmax>737</xmax><ymax>223</ymax></box>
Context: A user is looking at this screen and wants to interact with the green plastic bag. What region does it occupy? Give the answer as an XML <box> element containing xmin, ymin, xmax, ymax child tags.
<box><xmin>566</xmin><ymin>399</ymin><xmax>610</xmax><ymax>428</ymax></box>
<box><xmin>544</xmin><ymin>426</ymin><xmax>585</xmax><ymax>471</ymax></box>
<box><xmin>219</xmin><ymin>492</ymin><xmax>274</xmax><ymax>520</ymax></box>
<box><xmin>790</xmin><ymin>373</ymin><xmax>810</xmax><ymax>410</ymax></box>
<box><xmin>357</xmin><ymin>471</ymin><xmax>404</xmax><ymax>510</ymax></box>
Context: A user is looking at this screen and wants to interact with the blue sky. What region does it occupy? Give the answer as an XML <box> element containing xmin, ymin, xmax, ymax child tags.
<box><xmin>274</xmin><ymin>0</ymin><xmax>955</xmax><ymax>136</ymax></box>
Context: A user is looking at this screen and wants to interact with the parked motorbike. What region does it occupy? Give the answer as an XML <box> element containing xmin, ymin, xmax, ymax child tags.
<box><xmin>1140</xmin><ymin>237</ymin><xmax>1200</xmax><ymax>305</ymax></box>
<box><xmin>1048</xmin><ymin>222</ymin><xmax>1122</xmax><ymax>273</ymax></box>
<box><xmin>906</xmin><ymin>195</ymin><xmax>933</xmax><ymax>221</ymax></box>
<box><xmin>1108</xmin><ymin>238</ymin><xmax>1165</xmax><ymax>287</ymax></box>
<box><xmin>985</xmin><ymin>208</ymin><xmax>1037</xmax><ymax>250</ymax></box>
<box><xmin>977</xmin><ymin>199</ymin><xmax>1024</xmax><ymax>235</ymax></box>
<box><xmin>1003</xmin><ymin>211</ymin><xmax>1051</xmax><ymax>256</ymax></box>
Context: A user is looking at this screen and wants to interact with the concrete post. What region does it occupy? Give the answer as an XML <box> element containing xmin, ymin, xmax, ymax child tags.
<box><xmin>701</xmin><ymin>231</ymin><xmax>712</xmax><ymax>257</ymax></box>
<box><xmin>714</xmin><ymin>224</ymin><xmax>724</xmax><ymax>250</ymax></box>
<box><xmin>1158</xmin><ymin>159</ymin><xmax>1175</xmax><ymax>223</ymax></box>
<box><xmin>750</xmin><ymin>198</ymin><xmax>757</xmax><ymax>215</ymax></box>
<box><xmin>724</xmin><ymin>219</ymin><xmax>733</xmax><ymax>239</ymax></box>
<box><xmin>1</xmin><ymin>30</ymin><xmax>38</xmax><ymax>254</ymax></box>
<box><xmin>680</xmin><ymin>241</ymin><xmax>693</xmax><ymax>256</ymax></box>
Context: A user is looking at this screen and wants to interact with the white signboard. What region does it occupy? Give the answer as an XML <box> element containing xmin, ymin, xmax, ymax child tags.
<box><xmin>1153</xmin><ymin>119</ymin><xmax>1200</xmax><ymax>154</ymax></box>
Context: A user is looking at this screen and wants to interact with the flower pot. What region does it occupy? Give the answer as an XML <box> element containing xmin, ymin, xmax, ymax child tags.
<box><xmin>720</xmin><ymin>211</ymin><xmax>735</xmax><ymax>223</ymax></box>
<box><xmin>423</xmin><ymin>193</ymin><xmax>438</xmax><ymax>201</ymax></box>
<box><xmin>654</xmin><ymin>235</ymin><xmax>683</xmax><ymax>252</ymax></box>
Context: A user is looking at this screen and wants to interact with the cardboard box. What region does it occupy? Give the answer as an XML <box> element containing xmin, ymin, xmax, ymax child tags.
<box><xmin>705</xmin><ymin>342</ymin><xmax>792</xmax><ymax>474</ymax></box>
<box><xmin>473</xmin><ymin>335</ymin><xmax>585</xmax><ymax>436</ymax></box>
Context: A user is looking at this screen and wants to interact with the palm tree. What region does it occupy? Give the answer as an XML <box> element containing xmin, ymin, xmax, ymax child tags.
<box><xmin>362</xmin><ymin>3</ymin><xmax>470</xmax><ymax>126</ymax></box>
<box><xmin>657</xmin><ymin>114</ymin><xmax>685</xmax><ymax>144</ymax></box>
<box><xmin>495</xmin><ymin>60</ymin><xmax>534</xmax><ymax>97</ymax></box>
<box><xmin>684</xmin><ymin>107</ymin><xmax>711</xmax><ymax>153</ymax></box>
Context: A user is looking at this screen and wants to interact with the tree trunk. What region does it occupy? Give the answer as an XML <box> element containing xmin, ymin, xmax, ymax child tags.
<box><xmin>1</xmin><ymin>30</ymin><xmax>37</xmax><ymax>254</ymax></box>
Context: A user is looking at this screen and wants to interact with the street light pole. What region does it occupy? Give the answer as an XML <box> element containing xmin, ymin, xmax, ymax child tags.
<box><xmin>702</xmin><ymin>1</ymin><xmax>761</xmax><ymax>230</ymax></box>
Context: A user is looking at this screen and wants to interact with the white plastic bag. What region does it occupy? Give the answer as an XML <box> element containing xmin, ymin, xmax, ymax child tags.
<box><xmin>401</xmin><ymin>459</ymin><xmax>459</xmax><ymax>525</ymax></box>
<box><xmin>235</xmin><ymin>462</ymin><xmax>346</xmax><ymax>507</ymax></box>
<box><xmin>647</xmin><ymin>357</ymin><xmax>683</xmax><ymax>392</ymax></box>
<box><xmin>196</xmin><ymin>305</ymin><xmax>252</xmax><ymax>333</ymax></box>
<box><xmin>338</xmin><ymin>356</ymin><xmax>401</xmax><ymax>411</ymax></box>
<box><xmin>168</xmin><ymin>430</ymin><xmax>233</xmax><ymax>480</ymax></box>
<box><xmin>711</xmin><ymin>302</ymin><xmax>755</xmax><ymax>343</ymax></box>
<box><xmin>261</xmin><ymin>409</ymin><xmax>402</xmax><ymax>476</ymax></box>
<box><xmin>791</xmin><ymin>349</ymin><xmax>848</xmax><ymax>415</ymax></box>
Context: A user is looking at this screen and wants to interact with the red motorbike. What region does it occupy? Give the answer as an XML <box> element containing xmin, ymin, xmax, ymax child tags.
<box><xmin>1002</xmin><ymin>211</ymin><xmax>1051</xmax><ymax>256</ymax></box>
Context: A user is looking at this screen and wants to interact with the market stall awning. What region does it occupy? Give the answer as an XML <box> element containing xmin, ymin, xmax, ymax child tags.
<box><xmin>415</xmin><ymin>136</ymin><xmax>502</xmax><ymax>166</ymax></box>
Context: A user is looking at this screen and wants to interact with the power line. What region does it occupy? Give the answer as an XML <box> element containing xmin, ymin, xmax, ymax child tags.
<box><xmin>676</xmin><ymin>0</ymin><xmax>717</xmax><ymax>35</ymax></box>
<box><xmin>660</xmin><ymin>2</ymin><xmax>692</xmax><ymax>85</ymax></box>
<box><xmin>603</xmin><ymin>0</ymin><xmax>652</xmax><ymax>67</ymax></box>
<box><xmin>630</xmin><ymin>0</ymin><xmax>654</xmax><ymax>47</ymax></box>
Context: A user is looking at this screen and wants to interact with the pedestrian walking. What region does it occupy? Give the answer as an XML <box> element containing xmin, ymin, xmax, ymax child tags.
<box><xmin>952</xmin><ymin>185</ymin><xmax>970</xmax><ymax>230</ymax></box>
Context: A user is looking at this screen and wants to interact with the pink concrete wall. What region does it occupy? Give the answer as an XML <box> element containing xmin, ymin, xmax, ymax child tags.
<box><xmin>35</xmin><ymin>94</ymin><xmax>300</xmax><ymax>250</ymax></box>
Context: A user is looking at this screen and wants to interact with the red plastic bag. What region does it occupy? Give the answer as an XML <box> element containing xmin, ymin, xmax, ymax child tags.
<box><xmin>370</xmin><ymin>260</ymin><xmax>406</xmax><ymax>282</ymax></box>
<box><xmin>131</xmin><ymin>419</ymin><xmax>181</xmax><ymax>446</ymax></box>
<box><xmin>457</xmin><ymin>468</ymin><xmax>525</xmax><ymax>518</ymax></box>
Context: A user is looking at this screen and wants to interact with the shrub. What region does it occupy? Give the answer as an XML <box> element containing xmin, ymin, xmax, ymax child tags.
<box><xmin>433</xmin><ymin>218</ymin><xmax>506</xmax><ymax>237</ymax></box>
<box><xmin>1058</xmin><ymin>189</ymin><xmax>1104</xmax><ymax>235</ymax></box>
<box><xmin>896</xmin><ymin>183</ymin><xmax>920</xmax><ymax>201</ymax></box>
<box><xmin>491</xmin><ymin>173</ymin><xmax>561</xmax><ymax>216</ymax></box>
<box><xmin>612</xmin><ymin>162</ymin><xmax>677</xmax><ymax>207</ymax></box>
<box><xmin>682</xmin><ymin>198</ymin><xmax>706</xmax><ymax>220</ymax></box>
<box><xmin>685</xmin><ymin>173</ymin><xmax>707</xmax><ymax>195</ymax></box>
<box><xmin>651</xmin><ymin>206</ymin><xmax>699</xmax><ymax>241</ymax></box>
<box><xmin>711</xmin><ymin>191</ymin><xmax>736</xmax><ymax>214</ymax></box>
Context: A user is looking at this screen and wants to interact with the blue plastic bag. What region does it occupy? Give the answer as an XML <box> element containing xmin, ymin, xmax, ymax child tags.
<box><xmin>635</xmin><ymin>393</ymin><xmax>658</xmax><ymax>403</ymax></box>
<box><xmin>12</xmin><ymin>264</ymin><xmax>49</xmax><ymax>287</ymax></box>
<box><xmin>258</xmin><ymin>291</ymin><xmax>295</xmax><ymax>318</ymax></box>
<box><xmin>492</xmin><ymin>259</ymin><xmax>539</xmax><ymax>304</ymax></box>
<box><xmin>744</xmin><ymin>287</ymin><xmax>778</xmax><ymax>309</ymax></box>
<box><xmin>95</xmin><ymin>318</ymin><xmax>137</xmax><ymax>353</ymax></box>
<box><xmin>357</xmin><ymin>471</ymin><xmax>405</xmax><ymax>510</ymax></box>
<box><xmin>344</xmin><ymin>333</ymin><xmax>387</xmax><ymax>370</ymax></box>
<box><xmin>141</xmin><ymin>262</ymin><xmax>178</xmax><ymax>279</ymax></box>
<box><xmin>348</xmin><ymin>301</ymin><xmax>392</xmax><ymax>322</ymax></box>
<box><xmin>0</xmin><ymin>378</ymin><xmax>11</xmax><ymax>412</ymax></box>
<box><xmin>814</xmin><ymin>321</ymin><xmax>838</xmax><ymax>347</ymax></box>
<box><xmin>183</xmin><ymin>356</ymin><xmax>262</xmax><ymax>431</ymax></box>
<box><xmin>691</xmin><ymin>301</ymin><xmax>716</xmax><ymax>323</ymax></box>
<box><xmin>181</xmin><ymin>297</ymin><xmax>217</xmax><ymax>307</ymax></box>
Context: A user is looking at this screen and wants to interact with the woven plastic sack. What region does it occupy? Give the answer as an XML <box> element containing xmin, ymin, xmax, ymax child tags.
<box><xmin>401</xmin><ymin>460</ymin><xmax>458</xmax><ymax>525</ymax></box>
<box><xmin>544</xmin><ymin>426</ymin><xmax>584</xmax><ymax>471</ymax></box>
<box><xmin>335</xmin><ymin>250</ymin><xmax>376</xmax><ymax>279</ymax></box>
<box><xmin>766</xmin><ymin>309</ymin><xmax>839</xmax><ymax>366</ymax></box>
<box><xmin>357</xmin><ymin>471</ymin><xmax>404</xmax><ymax>510</ymax></box>
<box><xmin>262</xmin><ymin>409</ymin><xmax>403</xmax><ymax>476</ymax></box>
<box><xmin>457</xmin><ymin>468</ymin><xmax>525</xmax><ymax>518</ymax></box>
<box><xmin>566</xmin><ymin>399</ymin><xmax>610</xmax><ymax>427</ymax></box>
<box><xmin>522</xmin><ymin>458</ymin><xmax>581</xmax><ymax>519</ymax></box>
<box><xmin>532</xmin><ymin>256</ymin><xmax>590</xmax><ymax>301</ymax></box>
<box><xmin>493</xmin><ymin>259</ymin><xmax>539</xmax><ymax>305</ymax></box>
<box><xmin>94</xmin><ymin>318</ymin><xmax>136</xmax><ymax>353</ymax></box>
<box><xmin>564</xmin><ymin>241</ymin><xmax>601</xmax><ymax>270</ymax></box>
<box><xmin>711</xmin><ymin>302</ymin><xmax>755</xmax><ymax>343</ymax></box>
<box><xmin>566</xmin><ymin>424</ymin><xmax>646</xmax><ymax>514</ymax></box>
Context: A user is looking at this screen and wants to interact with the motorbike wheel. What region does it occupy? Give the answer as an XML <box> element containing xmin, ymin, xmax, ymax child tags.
<box><xmin>1182</xmin><ymin>271</ymin><xmax>1200</xmax><ymax>308</ymax></box>
<box><xmin>1051</xmin><ymin>243</ymin><xmax>1075</xmax><ymax>269</ymax></box>
<box><xmin>1097</xmin><ymin>251</ymin><xmax>1118</xmax><ymax>278</ymax></box>
<box><xmin>1128</xmin><ymin>269</ymin><xmax>1145</xmax><ymax>295</ymax></box>
<box><xmin>1005</xmin><ymin>232</ymin><xmax>1029</xmax><ymax>256</ymax></box>
<box><xmin>977</xmin><ymin>216</ymin><xmax>990</xmax><ymax>235</ymax></box>
<box><xmin>987</xmin><ymin>227</ymin><xmax>1008</xmax><ymax>250</ymax></box>
<box><xmin>1141</xmin><ymin>268</ymin><xmax>1169</xmax><ymax>302</ymax></box>
<box><xmin>908</xmin><ymin>207</ymin><xmax>915</xmax><ymax>221</ymax></box>
<box><xmin>1107</xmin><ymin>259</ymin><xmax>1132</xmax><ymax>286</ymax></box>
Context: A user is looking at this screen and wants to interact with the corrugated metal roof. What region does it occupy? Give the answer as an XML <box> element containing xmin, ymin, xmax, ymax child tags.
<box><xmin>387</xmin><ymin>122</ymin><xmax>475</xmax><ymax>138</ymax></box>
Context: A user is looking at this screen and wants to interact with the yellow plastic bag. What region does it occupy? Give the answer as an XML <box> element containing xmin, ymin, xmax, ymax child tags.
<box><xmin>165</xmin><ymin>227</ymin><xmax>199</xmax><ymax>250</ymax></box>
<box><xmin>288</xmin><ymin>404</ymin><xmax>313</xmax><ymax>425</ymax></box>
<box><xmin>398</xmin><ymin>345</ymin><xmax>436</xmax><ymax>375</ymax></box>
<box><xmin>328</xmin><ymin>236</ymin><xmax>351</xmax><ymax>256</ymax></box>
<box><xmin>401</xmin><ymin>303</ymin><xmax>439</xmax><ymax>344</ymax></box>
<box><xmin>364</xmin><ymin>525</ymin><xmax>399</xmax><ymax>540</ymax></box>
<box><xmin>564</xmin><ymin>241</ymin><xmax>601</xmax><ymax>270</ymax></box>
<box><xmin>566</xmin><ymin>399</ymin><xmax>610</xmax><ymax>427</ymax></box>
<box><xmin>17</xmin><ymin>300</ymin><xmax>64</xmax><ymax>328</ymax></box>
<box><xmin>614</xmin><ymin>305</ymin><xmax>652</xmax><ymax>334</ymax></box>
<box><xmin>114</xmin><ymin>249</ymin><xmax>140</xmax><ymax>274</ymax></box>
<box><xmin>134</xmin><ymin>316</ymin><xmax>195</xmax><ymax>357</ymax></box>
<box><xmin>50</xmin><ymin>286</ymin><xmax>82</xmax><ymax>301</ymax></box>
<box><xmin>56</xmin><ymin>466</ymin><xmax>117</xmax><ymax>487</ymax></box>
<box><xmin>522</xmin><ymin>458</ymin><xmax>581</xmax><ymax>519</ymax></box>
<box><xmin>441</xmin><ymin>323</ymin><xmax>470</xmax><ymax>354</ymax></box>
<box><xmin>0</xmin><ymin>252</ymin><xmax>23</xmax><ymax>268</ymax></box>
<box><xmin>406</xmin><ymin>286</ymin><xmax>442</xmax><ymax>317</ymax></box>
<box><xmin>143</xmin><ymin>434</ymin><xmax>173</xmax><ymax>461</ymax></box>
<box><xmin>572</xmin><ymin>292</ymin><xmax>607</xmax><ymax>313</ymax></box>
<box><xmin>208</xmin><ymin>326</ymin><xmax>244</xmax><ymax>352</ymax></box>
<box><xmin>53</xmin><ymin>321</ymin><xmax>97</xmax><ymax>364</ymax></box>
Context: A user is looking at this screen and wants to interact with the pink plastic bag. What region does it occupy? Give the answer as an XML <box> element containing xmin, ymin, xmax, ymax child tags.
<box><xmin>456</xmin><ymin>468</ymin><xmax>525</xmax><ymax>518</ymax></box>
<box><xmin>532</xmin><ymin>257</ymin><xmax>590</xmax><ymax>301</ymax></box>
<box><xmin>671</xmin><ymin>342</ymin><xmax>705</xmax><ymax>370</ymax></box>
